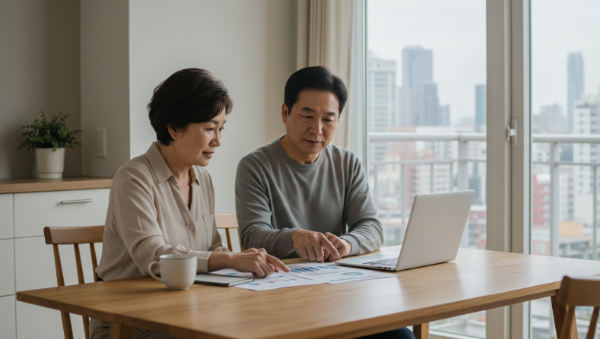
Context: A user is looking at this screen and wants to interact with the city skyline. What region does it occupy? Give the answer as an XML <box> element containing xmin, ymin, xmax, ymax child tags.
<box><xmin>367</xmin><ymin>1</ymin><xmax>600</xmax><ymax>336</ymax></box>
<box><xmin>368</xmin><ymin>0</ymin><xmax>600</xmax><ymax>126</ymax></box>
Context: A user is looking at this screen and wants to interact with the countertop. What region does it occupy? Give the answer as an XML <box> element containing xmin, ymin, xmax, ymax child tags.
<box><xmin>0</xmin><ymin>177</ymin><xmax>112</xmax><ymax>194</ymax></box>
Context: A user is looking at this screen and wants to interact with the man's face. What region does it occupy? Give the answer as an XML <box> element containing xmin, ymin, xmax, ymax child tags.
<box><xmin>281</xmin><ymin>89</ymin><xmax>339</xmax><ymax>157</ymax></box>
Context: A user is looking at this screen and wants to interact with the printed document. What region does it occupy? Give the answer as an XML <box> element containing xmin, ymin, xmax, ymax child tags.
<box><xmin>287</xmin><ymin>262</ymin><xmax>396</xmax><ymax>284</ymax></box>
<box><xmin>211</xmin><ymin>262</ymin><xmax>396</xmax><ymax>291</ymax></box>
<box><xmin>208</xmin><ymin>269</ymin><xmax>320</xmax><ymax>291</ymax></box>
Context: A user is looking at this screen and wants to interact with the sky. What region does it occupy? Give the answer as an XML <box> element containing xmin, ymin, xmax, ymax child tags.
<box><xmin>367</xmin><ymin>0</ymin><xmax>600</xmax><ymax>126</ymax></box>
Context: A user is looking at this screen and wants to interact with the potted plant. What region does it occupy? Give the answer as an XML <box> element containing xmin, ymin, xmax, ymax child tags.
<box><xmin>18</xmin><ymin>111</ymin><xmax>82</xmax><ymax>178</ymax></box>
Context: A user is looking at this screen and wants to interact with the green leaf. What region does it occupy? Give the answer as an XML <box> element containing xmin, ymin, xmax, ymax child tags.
<box><xmin>17</xmin><ymin>110</ymin><xmax>82</xmax><ymax>152</ymax></box>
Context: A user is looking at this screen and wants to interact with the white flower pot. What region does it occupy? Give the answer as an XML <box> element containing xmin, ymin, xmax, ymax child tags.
<box><xmin>35</xmin><ymin>148</ymin><xmax>65</xmax><ymax>179</ymax></box>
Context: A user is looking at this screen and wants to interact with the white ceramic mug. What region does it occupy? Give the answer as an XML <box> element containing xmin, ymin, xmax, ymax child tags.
<box><xmin>148</xmin><ymin>254</ymin><xmax>197</xmax><ymax>290</ymax></box>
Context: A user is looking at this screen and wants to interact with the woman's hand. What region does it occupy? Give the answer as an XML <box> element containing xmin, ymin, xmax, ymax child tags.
<box><xmin>208</xmin><ymin>248</ymin><xmax>290</xmax><ymax>278</ymax></box>
<box><xmin>231</xmin><ymin>248</ymin><xmax>290</xmax><ymax>278</ymax></box>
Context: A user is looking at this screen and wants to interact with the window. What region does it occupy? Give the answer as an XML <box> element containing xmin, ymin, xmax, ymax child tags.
<box><xmin>530</xmin><ymin>0</ymin><xmax>600</xmax><ymax>337</ymax></box>
<box><xmin>367</xmin><ymin>1</ymin><xmax>486</xmax><ymax>337</ymax></box>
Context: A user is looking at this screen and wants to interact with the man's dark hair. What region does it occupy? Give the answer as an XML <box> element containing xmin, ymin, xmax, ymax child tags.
<box><xmin>284</xmin><ymin>66</ymin><xmax>347</xmax><ymax>116</ymax></box>
<box><xmin>148</xmin><ymin>68</ymin><xmax>233</xmax><ymax>146</ymax></box>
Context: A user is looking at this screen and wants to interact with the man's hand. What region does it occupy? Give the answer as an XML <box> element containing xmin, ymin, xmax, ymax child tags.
<box><xmin>230</xmin><ymin>248</ymin><xmax>290</xmax><ymax>278</ymax></box>
<box><xmin>323</xmin><ymin>232</ymin><xmax>352</xmax><ymax>262</ymax></box>
<box><xmin>291</xmin><ymin>229</ymin><xmax>340</xmax><ymax>262</ymax></box>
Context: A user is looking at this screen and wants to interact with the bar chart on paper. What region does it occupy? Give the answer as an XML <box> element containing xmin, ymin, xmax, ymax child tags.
<box><xmin>210</xmin><ymin>262</ymin><xmax>398</xmax><ymax>291</ymax></box>
<box><xmin>290</xmin><ymin>265</ymin><xmax>341</xmax><ymax>273</ymax></box>
<box><xmin>287</xmin><ymin>263</ymin><xmax>396</xmax><ymax>284</ymax></box>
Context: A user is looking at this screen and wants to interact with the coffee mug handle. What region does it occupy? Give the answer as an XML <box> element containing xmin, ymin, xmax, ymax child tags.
<box><xmin>148</xmin><ymin>261</ymin><xmax>162</xmax><ymax>282</ymax></box>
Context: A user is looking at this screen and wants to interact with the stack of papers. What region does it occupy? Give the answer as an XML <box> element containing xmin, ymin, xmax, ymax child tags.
<box><xmin>211</xmin><ymin>262</ymin><xmax>396</xmax><ymax>291</ymax></box>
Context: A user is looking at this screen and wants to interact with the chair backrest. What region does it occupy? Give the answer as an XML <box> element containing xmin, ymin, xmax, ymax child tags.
<box><xmin>43</xmin><ymin>226</ymin><xmax>104</xmax><ymax>339</ymax></box>
<box><xmin>215</xmin><ymin>214</ymin><xmax>242</xmax><ymax>251</ymax></box>
<box><xmin>556</xmin><ymin>275</ymin><xmax>600</xmax><ymax>339</ymax></box>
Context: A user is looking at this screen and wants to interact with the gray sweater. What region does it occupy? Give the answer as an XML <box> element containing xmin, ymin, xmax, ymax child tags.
<box><xmin>235</xmin><ymin>137</ymin><xmax>383</xmax><ymax>259</ymax></box>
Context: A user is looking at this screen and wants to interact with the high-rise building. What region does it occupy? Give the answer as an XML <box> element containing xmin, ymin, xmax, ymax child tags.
<box><xmin>475</xmin><ymin>85</ymin><xmax>486</xmax><ymax>127</ymax></box>
<box><xmin>532</xmin><ymin>104</ymin><xmax>566</xmax><ymax>134</ymax></box>
<box><xmin>367</xmin><ymin>53</ymin><xmax>397</xmax><ymax>162</ymax></box>
<box><xmin>567</xmin><ymin>53</ymin><xmax>584</xmax><ymax>132</ymax></box>
<box><xmin>573</xmin><ymin>94</ymin><xmax>600</xmax><ymax>225</ymax></box>
<box><xmin>438</xmin><ymin>105</ymin><xmax>450</xmax><ymax>127</ymax></box>
<box><xmin>415</xmin><ymin>83</ymin><xmax>440</xmax><ymax>126</ymax></box>
<box><xmin>401</xmin><ymin>46</ymin><xmax>447</xmax><ymax>127</ymax></box>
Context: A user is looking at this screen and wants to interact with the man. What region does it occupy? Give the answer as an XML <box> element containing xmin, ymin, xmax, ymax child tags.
<box><xmin>236</xmin><ymin>66</ymin><xmax>382</xmax><ymax>262</ymax></box>
<box><xmin>235</xmin><ymin>67</ymin><xmax>415</xmax><ymax>339</ymax></box>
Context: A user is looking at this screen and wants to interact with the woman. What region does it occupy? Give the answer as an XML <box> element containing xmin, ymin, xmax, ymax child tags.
<box><xmin>91</xmin><ymin>68</ymin><xmax>288</xmax><ymax>339</ymax></box>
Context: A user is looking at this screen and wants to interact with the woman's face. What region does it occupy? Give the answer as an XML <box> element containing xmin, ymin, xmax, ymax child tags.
<box><xmin>170</xmin><ymin>110</ymin><xmax>227</xmax><ymax>167</ymax></box>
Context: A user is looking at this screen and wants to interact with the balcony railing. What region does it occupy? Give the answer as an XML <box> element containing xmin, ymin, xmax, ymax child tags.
<box><xmin>369</xmin><ymin>132</ymin><xmax>600</xmax><ymax>337</ymax></box>
<box><xmin>368</xmin><ymin>132</ymin><xmax>600</xmax><ymax>256</ymax></box>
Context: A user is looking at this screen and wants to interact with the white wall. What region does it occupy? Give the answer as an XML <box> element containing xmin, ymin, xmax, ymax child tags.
<box><xmin>0</xmin><ymin>0</ymin><xmax>81</xmax><ymax>179</ymax></box>
<box><xmin>81</xmin><ymin>0</ymin><xmax>130</xmax><ymax>178</ymax></box>
<box><xmin>81</xmin><ymin>0</ymin><xmax>296</xmax><ymax>212</ymax></box>
<box><xmin>129</xmin><ymin>0</ymin><xmax>296</xmax><ymax>213</ymax></box>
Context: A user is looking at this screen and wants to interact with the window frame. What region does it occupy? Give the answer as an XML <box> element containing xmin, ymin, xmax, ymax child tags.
<box><xmin>361</xmin><ymin>0</ymin><xmax>533</xmax><ymax>337</ymax></box>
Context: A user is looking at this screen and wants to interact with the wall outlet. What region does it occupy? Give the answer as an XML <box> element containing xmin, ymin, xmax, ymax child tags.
<box><xmin>96</xmin><ymin>127</ymin><xmax>106</xmax><ymax>157</ymax></box>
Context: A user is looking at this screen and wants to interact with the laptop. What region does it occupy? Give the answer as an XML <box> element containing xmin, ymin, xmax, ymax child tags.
<box><xmin>336</xmin><ymin>190</ymin><xmax>474</xmax><ymax>271</ymax></box>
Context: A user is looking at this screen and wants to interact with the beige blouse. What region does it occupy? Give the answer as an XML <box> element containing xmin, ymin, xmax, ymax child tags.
<box><xmin>96</xmin><ymin>142</ymin><xmax>229</xmax><ymax>281</ymax></box>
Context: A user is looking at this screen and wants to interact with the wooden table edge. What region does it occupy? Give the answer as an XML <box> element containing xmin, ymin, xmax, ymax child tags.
<box><xmin>16</xmin><ymin>281</ymin><xmax>560</xmax><ymax>339</ymax></box>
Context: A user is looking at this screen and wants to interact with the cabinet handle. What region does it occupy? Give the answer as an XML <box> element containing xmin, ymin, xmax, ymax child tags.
<box><xmin>60</xmin><ymin>199</ymin><xmax>93</xmax><ymax>204</ymax></box>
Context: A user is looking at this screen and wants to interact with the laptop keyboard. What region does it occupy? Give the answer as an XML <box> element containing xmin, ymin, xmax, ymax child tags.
<box><xmin>363</xmin><ymin>258</ymin><xmax>398</xmax><ymax>267</ymax></box>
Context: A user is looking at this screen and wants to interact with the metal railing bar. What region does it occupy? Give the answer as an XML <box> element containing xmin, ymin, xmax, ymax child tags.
<box><xmin>595</xmin><ymin>166</ymin><xmax>598</xmax><ymax>261</ymax></box>
<box><xmin>369</xmin><ymin>132</ymin><xmax>486</xmax><ymax>142</ymax></box>
<box><xmin>550</xmin><ymin>143</ymin><xmax>560</xmax><ymax>257</ymax></box>
<box><xmin>373</xmin><ymin>164</ymin><xmax>378</xmax><ymax>209</ymax></box>
<box><xmin>533</xmin><ymin>161</ymin><xmax>600</xmax><ymax>167</ymax></box>
<box><xmin>430</xmin><ymin>163</ymin><xmax>434</xmax><ymax>193</ymax></box>
<box><xmin>372</xmin><ymin>160</ymin><xmax>599</xmax><ymax>167</ymax></box>
<box><xmin>449</xmin><ymin>162</ymin><xmax>454</xmax><ymax>192</ymax></box>
<box><xmin>369</xmin><ymin>132</ymin><xmax>600</xmax><ymax>144</ymax></box>
<box><xmin>370</xmin><ymin>159</ymin><xmax>456</xmax><ymax>166</ymax></box>
<box><xmin>532</xmin><ymin>134</ymin><xmax>600</xmax><ymax>143</ymax></box>
<box><xmin>401</xmin><ymin>164</ymin><xmax>406</xmax><ymax>239</ymax></box>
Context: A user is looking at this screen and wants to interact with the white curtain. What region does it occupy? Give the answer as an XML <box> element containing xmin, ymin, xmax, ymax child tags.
<box><xmin>296</xmin><ymin>0</ymin><xmax>363</xmax><ymax>151</ymax></box>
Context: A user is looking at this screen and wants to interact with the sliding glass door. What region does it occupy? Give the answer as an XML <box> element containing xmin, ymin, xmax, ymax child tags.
<box><xmin>365</xmin><ymin>0</ymin><xmax>599</xmax><ymax>338</ymax></box>
<box><xmin>530</xmin><ymin>1</ymin><xmax>600</xmax><ymax>337</ymax></box>
<box><xmin>367</xmin><ymin>1</ymin><xmax>487</xmax><ymax>337</ymax></box>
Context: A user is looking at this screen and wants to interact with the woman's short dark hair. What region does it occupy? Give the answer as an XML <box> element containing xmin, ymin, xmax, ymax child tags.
<box><xmin>283</xmin><ymin>66</ymin><xmax>347</xmax><ymax>116</ymax></box>
<box><xmin>148</xmin><ymin>68</ymin><xmax>233</xmax><ymax>146</ymax></box>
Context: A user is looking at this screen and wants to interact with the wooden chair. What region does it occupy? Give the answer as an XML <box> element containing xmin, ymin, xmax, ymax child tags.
<box><xmin>554</xmin><ymin>275</ymin><xmax>600</xmax><ymax>339</ymax></box>
<box><xmin>43</xmin><ymin>225</ymin><xmax>104</xmax><ymax>339</ymax></box>
<box><xmin>216</xmin><ymin>214</ymin><xmax>242</xmax><ymax>251</ymax></box>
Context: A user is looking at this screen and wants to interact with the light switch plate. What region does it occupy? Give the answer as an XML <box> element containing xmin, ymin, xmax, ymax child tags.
<box><xmin>96</xmin><ymin>127</ymin><xmax>106</xmax><ymax>157</ymax></box>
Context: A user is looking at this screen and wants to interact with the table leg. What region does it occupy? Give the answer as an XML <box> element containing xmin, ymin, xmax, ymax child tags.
<box><xmin>551</xmin><ymin>295</ymin><xmax>579</xmax><ymax>339</ymax></box>
<box><xmin>109</xmin><ymin>322</ymin><xmax>135</xmax><ymax>339</ymax></box>
<box><xmin>413</xmin><ymin>323</ymin><xmax>429</xmax><ymax>339</ymax></box>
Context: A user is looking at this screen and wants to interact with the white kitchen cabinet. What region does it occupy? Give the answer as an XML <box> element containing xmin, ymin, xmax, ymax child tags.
<box><xmin>0</xmin><ymin>194</ymin><xmax>13</xmax><ymax>240</ymax></box>
<box><xmin>1</xmin><ymin>179</ymin><xmax>111</xmax><ymax>339</ymax></box>
<box><xmin>0</xmin><ymin>295</ymin><xmax>16</xmax><ymax>339</ymax></box>
<box><xmin>14</xmin><ymin>189</ymin><xmax>109</xmax><ymax>237</ymax></box>
<box><xmin>0</xmin><ymin>239</ymin><xmax>15</xmax><ymax>296</ymax></box>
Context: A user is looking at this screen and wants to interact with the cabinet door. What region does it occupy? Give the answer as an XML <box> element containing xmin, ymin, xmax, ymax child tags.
<box><xmin>0</xmin><ymin>194</ymin><xmax>13</xmax><ymax>240</ymax></box>
<box><xmin>0</xmin><ymin>239</ymin><xmax>15</xmax><ymax>296</ymax></box>
<box><xmin>15</xmin><ymin>237</ymin><xmax>103</xmax><ymax>292</ymax></box>
<box><xmin>16</xmin><ymin>301</ymin><xmax>86</xmax><ymax>339</ymax></box>
<box><xmin>0</xmin><ymin>295</ymin><xmax>16</xmax><ymax>339</ymax></box>
<box><xmin>14</xmin><ymin>189</ymin><xmax>109</xmax><ymax>237</ymax></box>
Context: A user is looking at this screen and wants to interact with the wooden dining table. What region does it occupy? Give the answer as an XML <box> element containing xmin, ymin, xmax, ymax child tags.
<box><xmin>16</xmin><ymin>246</ymin><xmax>600</xmax><ymax>339</ymax></box>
